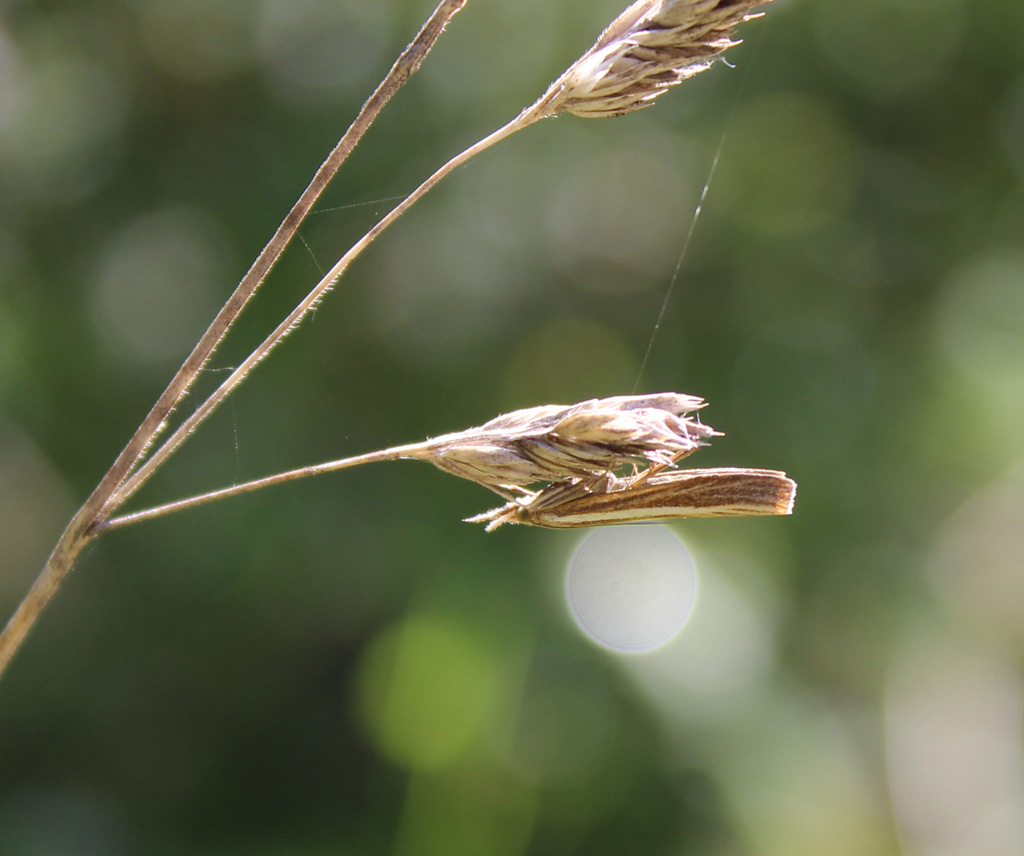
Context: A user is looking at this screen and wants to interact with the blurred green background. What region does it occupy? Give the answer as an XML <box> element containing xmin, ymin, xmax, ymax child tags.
<box><xmin>3</xmin><ymin>0</ymin><xmax>1024</xmax><ymax>853</ymax></box>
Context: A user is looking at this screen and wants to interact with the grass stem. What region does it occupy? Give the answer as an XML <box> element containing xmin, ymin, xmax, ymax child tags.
<box><xmin>0</xmin><ymin>0</ymin><xmax>468</xmax><ymax>680</ymax></box>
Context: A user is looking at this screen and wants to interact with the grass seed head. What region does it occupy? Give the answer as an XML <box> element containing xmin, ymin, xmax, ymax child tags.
<box><xmin>412</xmin><ymin>392</ymin><xmax>715</xmax><ymax>492</ymax></box>
<box><xmin>542</xmin><ymin>0</ymin><xmax>775</xmax><ymax>118</ymax></box>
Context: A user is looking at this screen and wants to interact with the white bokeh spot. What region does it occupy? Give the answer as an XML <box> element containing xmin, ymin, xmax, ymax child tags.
<box><xmin>564</xmin><ymin>525</ymin><xmax>697</xmax><ymax>653</ymax></box>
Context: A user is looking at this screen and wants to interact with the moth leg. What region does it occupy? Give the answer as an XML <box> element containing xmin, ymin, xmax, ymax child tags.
<box><xmin>622</xmin><ymin>448</ymin><xmax>696</xmax><ymax>488</ymax></box>
<box><xmin>481</xmin><ymin>482</ymin><xmax>535</xmax><ymax>501</ymax></box>
<box><xmin>464</xmin><ymin>502</ymin><xmax>519</xmax><ymax>530</ymax></box>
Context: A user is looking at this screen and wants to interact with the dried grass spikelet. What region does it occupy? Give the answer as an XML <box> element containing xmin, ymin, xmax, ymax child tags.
<box><xmin>406</xmin><ymin>392</ymin><xmax>716</xmax><ymax>492</ymax></box>
<box><xmin>536</xmin><ymin>0</ymin><xmax>775</xmax><ymax>119</ymax></box>
<box><xmin>399</xmin><ymin>392</ymin><xmax>796</xmax><ymax>531</ymax></box>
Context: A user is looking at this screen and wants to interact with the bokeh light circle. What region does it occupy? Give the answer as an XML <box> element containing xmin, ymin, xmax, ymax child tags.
<box><xmin>565</xmin><ymin>525</ymin><xmax>697</xmax><ymax>653</ymax></box>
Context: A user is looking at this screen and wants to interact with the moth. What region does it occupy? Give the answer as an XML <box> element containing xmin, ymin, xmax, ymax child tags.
<box><xmin>467</xmin><ymin>467</ymin><xmax>796</xmax><ymax>531</ymax></box>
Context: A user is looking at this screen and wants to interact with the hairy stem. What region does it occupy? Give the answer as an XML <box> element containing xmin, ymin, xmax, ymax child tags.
<box><xmin>95</xmin><ymin>444</ymin><xmax>430</xmax><ymax>533</ymax></box>
<box><xmin>110</xmin><ymin>100</ymin><xmax>553</xmax><ymax>510</ymax></box>
<box><xmin>0</xmin><ymin>517</ymin><xmax>94</xmax><ymax>677</ymax></box>
<box><xmin>100</xmin><ymin>0</ymin><xmax>468</xmax><ymax>514</ymax></box>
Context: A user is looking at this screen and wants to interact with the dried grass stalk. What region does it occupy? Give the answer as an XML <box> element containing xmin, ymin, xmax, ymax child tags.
<box><xmin>106</xmin><ymin>0</ymin><xmax>775</xmax><ymax>514</ymax></box>
<box><xmin>537</xmin><ymin>0</ymin><xmax>776</xmax><ymax>118</ymax></box>
<box><xmin>1</xmin><ymin>0</ymin><xmax>783</xmax><ymax>677</ymax></box>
